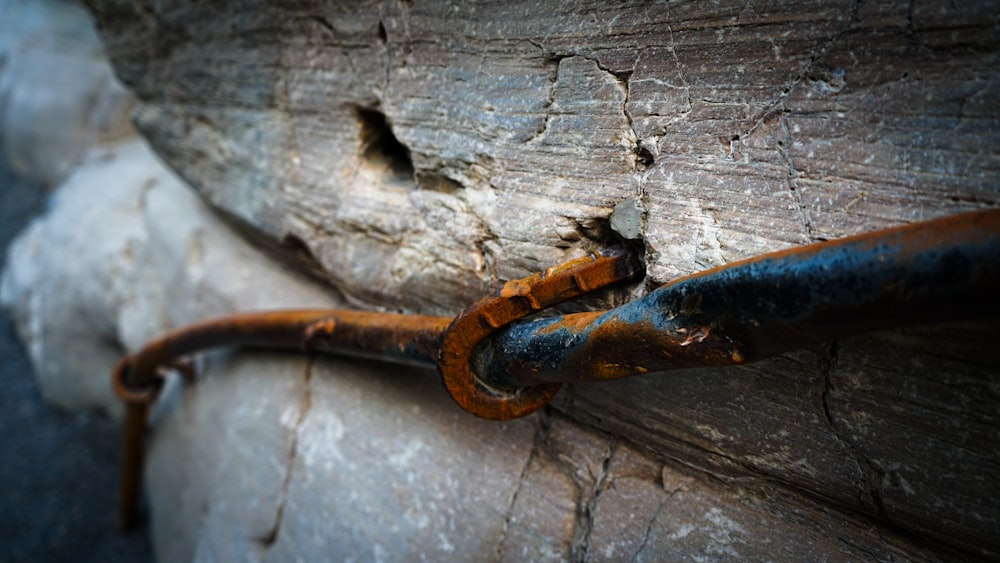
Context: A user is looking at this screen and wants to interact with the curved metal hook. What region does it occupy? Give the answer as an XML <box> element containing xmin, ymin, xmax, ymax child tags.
<box><xmin>437</xmin><ymin>247</ymin><xmax>644</xmax><ymax>420</ymax></box>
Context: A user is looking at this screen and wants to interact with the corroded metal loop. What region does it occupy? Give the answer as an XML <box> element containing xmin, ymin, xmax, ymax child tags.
<box><xmin>111</xmin><ymin>357</ymin><xmax>164</xmax><ymax>406</ymax></box>
<box><xmin>438</xmin><ymin>247</ymin><xmax>644</xmax><ymax>420</ymax></box>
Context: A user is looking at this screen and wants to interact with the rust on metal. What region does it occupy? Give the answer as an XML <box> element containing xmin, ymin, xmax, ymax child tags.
<box><xmin>112</xmin><ymin>207</ymin><xmax>1000</xmax><ymax>531</ymax></box>
<box><xmin>112</xmin><ymin>309</ymin><xmax>450</xmax><ymax>530</ymax></box>
<box><xmin>437</xmin><ymin>247</ymin><xmax>644</xmax><ymax>421</ymax></box>
<box><xmin>477</xmin><ymin>208</ymin><xmax>1000</xmax><ymax>387</ymax></box>
<box><xmin>115</xmin><ymin>310</ymin><xmax>450</xmax><ymax>393</ymax></box>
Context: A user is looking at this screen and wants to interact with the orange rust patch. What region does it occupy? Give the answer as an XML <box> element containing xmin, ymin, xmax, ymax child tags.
<box><xmin>439</xmin><ymin>247</ymin><xmax>639</xmax><ymax>419</ymax></box>
<box><xmin>500</xmin><ymin>278</ymin><xmax>532</xmax><ymax>299</ymax></box>
<box><xmin>592</xmin><ymin>361</ymin><xmax>633</xmax><ymax>380</ymax></box>
<box><xmin>545</xmin><ymin>253</ymin><xmax>596</xmax><ymax>277</ymax></box>
<box><xmin>536</xmin><ymin>311</ymin><xmax>604</xmax><ymax>335</ymax></box>
<box><xmin>304</xmin><ymin>317</ymin><xmax>337</xmax><ymax>342</ymax></box>
<box><xmin>479</xmin><ymin>311</ymin><xmax>504</xmax><ymax>329</ymax></box>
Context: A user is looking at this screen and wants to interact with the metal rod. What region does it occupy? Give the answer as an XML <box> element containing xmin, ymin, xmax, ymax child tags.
<box><xmin>113</xmin><ymin>207</ymin><xmax>1000</xmax><ymax>529</ymax></box>
<box><xmin>113</xmin><ymin>310</ymin><xmax>449</xmax><ymax>529</ymax></box>
<box><xmin>116</xmin><ymin>310</ymin><xmax>449</xmax><ymax>390</ymax></box>
<box><xmin>475</xmin><ymin>209</ymin><xmax>1000</xmax><ymax>388</ymax></box>
<box><xmin>117</xmin><ymin>402</ymin><xmax>149</xmax><ymax>530</ymax></box>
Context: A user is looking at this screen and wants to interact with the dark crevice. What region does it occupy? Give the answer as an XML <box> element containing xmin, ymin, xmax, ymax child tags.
<box><xmin>571</xmin><ymin>436</ymin><xmax>617</xmax><ymax>561</ymax></box>
<box><xmin>495</xmin><ymin>408</ymin><xmax>550</xmax><ymax>560</ymax></box>
<box><xmin>602</xmin><ymin>64</ymin><xmax>648</xmax><ymax>173</ymax></box>
<box><xmin>204</xmin><ymin>205</ymin><xmax>348</xmax><ymax>303</ymax></box>
<box><xmin>720</xmin><ymin>133</ymin><xmax>743</xmax><ymax>160</ymax></box>
<box><xmin>352</xmin><ymin>105</ymin><xmax>415</xmax><ymax>183</ymax></box>
<box><xmin>259</xmin><ymin>356</ymin><xmax>314</xmax><ymax>548</ymax></box>
<box><xmin>279</xmin><ymin>233</ymin><xmax>325</xmax><ymax>278</ymax></box>
<box><xmin>376</xmin><ymin>20</ymin><xmax>387</xmax><ymax>43</ymax></box>
<box><xmin>414</xmin><ymin>170</ymin><xmax>463</xmax><ymax>194</ymax></box>
<box><xmin>523</xmin><ymin>55</ymin><xmax>564</xmax><ymax>144</ymax></box>
<box><xmin>634</xmin><ymin>144</ymin><xmax>654</xmax><ymax>170</ymax></box>
<box><xmin>562</xmin><ymin>215</ymin><xmax>646</xmax><ymax>264</ymax></box>
<box><xmin>565</xmin><ymin>215</ymin><xmax>617</xmax><ymax>245</ymax></box>
<box><xmin>818</xmin><ymin>341</ymin><xmax>888</xmax><ymax>519</ymax></box>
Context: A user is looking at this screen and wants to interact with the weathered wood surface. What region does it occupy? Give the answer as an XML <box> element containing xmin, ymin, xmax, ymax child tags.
<box><xmin>87</xmin><ymin>0</ymin><xmax>1000</xmax><ymax>558</ymax></box>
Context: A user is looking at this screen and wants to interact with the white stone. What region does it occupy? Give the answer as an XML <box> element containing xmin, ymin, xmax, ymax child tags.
<box><xmin>0</xmin><ymin>0</ymin><xmax>134</xmax><ymax>186</ymax></box>
<box><xmin>1</xmin><ymin>139</ymin><xmax>338</xmax><ymax>415</ymax></box>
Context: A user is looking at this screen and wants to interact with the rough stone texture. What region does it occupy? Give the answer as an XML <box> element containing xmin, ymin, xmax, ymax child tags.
<box><xmin>1</xmin><ymin>149</ymin><xmax>980</xmax><ymax>560</ymax></box>
<box><xmin>3</xmin><ymin>0</ymin><xmax>995</xmax><ymax>559</ymax></box>
<box><xmin>85</xmin><ymin>0</ymin><xmax>1000</xmax><ymax>309</ymax></box>
<box><xmin>0</xmin><ymin>144</ymin><xmax>153</xmax><ymax>563</ymax></box>
<box><xmin>582</xmin><ymin>429</ymin><xmax>941</xmax><ymax>562</ymax></box>
<box><xmin>1</xmin><ymin>139</ymin><xmax>338</xmax><ymax>415</ymax></box>
<box><xmin>555</xmin><ymin>323</ymin><xmax>1000</xmax><ymax>557</ymax></box>
<box><xmin>266</xmin><ymin>358</ymin><xmax>537</xmax><ymax>561</ymax></box>
<box><xmin>0</xmin><ymin>0</ymin><xmax>134</xmax><ymax>187</ymax></box>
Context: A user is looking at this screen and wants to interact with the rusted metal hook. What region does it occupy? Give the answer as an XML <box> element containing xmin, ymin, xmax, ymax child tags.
<box><xmin>110</xmin><ymin>253</ymin><xmax>639</xmax><ymax>529</ymax></box>
<box><xmin>112</xmin><ymin>310</ymin><xmax>452</xmax><ymax>529</ymax></box>
<box><xmin>112</xmin><ymin>207</ymin><xmax>1000</xmax><ymax>532</ymax></box>
<box><xmin>438</xmin><ymin>247</ymin><xmax>644</xmax><ymax>420</ymax></box>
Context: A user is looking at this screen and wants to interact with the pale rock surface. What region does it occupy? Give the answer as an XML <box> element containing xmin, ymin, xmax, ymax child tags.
<box><xmin>1</xmin><ymin>139</ymin><xmax>338</xmax><ymax>414</ymax></box>
<box><xmin>0</xmin><ymin>0</ymin><xmax>134</xmax><ymax>186</ymax></box>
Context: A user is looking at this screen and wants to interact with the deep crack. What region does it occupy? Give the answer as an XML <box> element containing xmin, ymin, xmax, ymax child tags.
<box><xmin>524</xmin><ymin>56</ymin><xmax>563</xmax><ymax>144</ymax></box>
<box><xmin>818</xmin><ymin>341</ymin><xmax>887</xmax><ymax>519</ymax></box>
<box><xmin>631</xmin><ymin>496</ymin><xmax>667</xmax><ymax>563</ymax></box>
<box><xmin>571</xmin><ymin>436</ymin><xmax>618</xmax><ymax>561</ymax></box>
<box><xmin>589</xmin><ymin>54</ymin><xmax>652</xmax><ymax>255</ymax></box>
<box><xmin>777</xmin><ymin>115</ymin><xmax>815</xmax><ymax>242</ymax></box>
<box><xmin>259</xmin><ymin>355</ymin><xmax>314</xmax><ymax>548</ymax></box>
<box><xmin>495</xmin><ymin>409</ymin><xmax>549</xmax><ymax>560</ymax></box>
<box><xmin>589</xmin><ymin>55</ymin><xmax>649</xmax><ymax>178</ymax></box>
